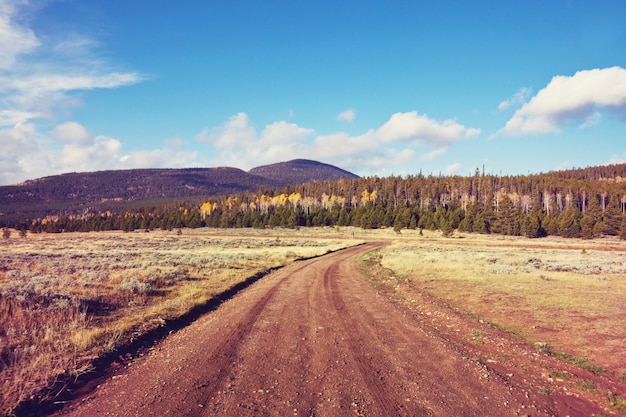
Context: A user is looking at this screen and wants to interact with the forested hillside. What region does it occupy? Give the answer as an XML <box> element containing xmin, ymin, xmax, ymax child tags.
<box><xmin>0</xmin><ymin>159</ymin><xmax>357</xmax><ymax>223</ymax></box>
<box><xmin>18</xmin><ymin>164</ymin><xmax>626</xmax><ymax>240</ymax></box>
<box><xmin>249</xmin><ymin>159</ymin><xmax>359</xmax><ymax>183</ymax></box>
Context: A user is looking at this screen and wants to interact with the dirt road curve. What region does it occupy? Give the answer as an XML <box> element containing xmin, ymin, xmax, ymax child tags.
<box><xmin>56</xmin><ymin>243</ymin><xmax>604</xmax><ymax>416</ymax></box>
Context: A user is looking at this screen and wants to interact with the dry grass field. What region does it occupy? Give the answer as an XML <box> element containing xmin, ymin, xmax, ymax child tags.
<box><xmin>3</xmin><ymin>226</ymin><xmax>626</xmax><ymax>415</ymax></box>
<box><xmin>379</xmin><ymin>229</ymin><xmax>626</xmax><ymax>380</ymax></box>
<box><xmin>0</xmin><ymin>227</ymin><xmax>362</xmax><ymax>415</ymax></box>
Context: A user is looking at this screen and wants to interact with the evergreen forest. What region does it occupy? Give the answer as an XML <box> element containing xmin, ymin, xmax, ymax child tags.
<box><xmin>11</xmin><ymin>164</ymin><xmax>626</xmax><ymax>240</ymax></box>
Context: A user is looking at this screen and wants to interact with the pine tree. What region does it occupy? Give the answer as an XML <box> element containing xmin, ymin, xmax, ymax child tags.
<box><xmin>521</xmin><ymin>209</ymin><xmax>544</xmax><ymax>238</ymax></box>
<box><xmin>558</xmin><ymin>206</ymin><xmax>582</xmax><ymax>238</ymax></box>
<box><xmin>493</xmin><ymin>195</ymin><xmax>519</xmax><ymax>235</ymax></box>
<box><xmin>473</xmin><ymin>211</ymin><xmax>489</xmax><ymax>234</ymax></box>
<box><xmin>601</xmin><ymin>206</ymin><xmax>622</xmax><ymax>236</ymax></box>
<box><xmin>579</xmin><ymin>215</ymin><xmax>594</xmax><ymax>239</ymax></box>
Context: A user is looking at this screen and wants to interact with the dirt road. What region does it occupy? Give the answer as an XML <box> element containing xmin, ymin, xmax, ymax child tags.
<box><xmin>56</xmin><ymin>242</ymin><xmax>607</xmax><ymax>416</ymax></box>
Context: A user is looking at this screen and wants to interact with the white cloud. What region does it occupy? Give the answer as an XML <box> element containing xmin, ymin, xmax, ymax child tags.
<box><xmin>0</xmin><ymin>122</ymin><xmax>38</xmax><ymax>155</ymax></box>
<box><xmin>0</xmin><ymin>0</ymin><xmax>39</xmax><ymax>70</ymax></box>
<box><xmin>0</xmin><ymin>109</ymin><xmax>41</xmax><ymax>126</ymax></box>
<box><xmin>376</xmin><ymin>111</ymin><xmax>480</xmax><ymax>146</ymax></box>
<box><xmin>196</xmin><ymin>113</ymin><xmax>314</xmax><ymax>169</ymax></box>
<box><xmin>557</xmin><ymin>161</ymin><xmax>572</xmax><ymax>171</ymax></box>
<box><xmin>260</xmin><ymin>120</ymin><xmax>313</xmax><ymax>145</ymax></box>
<box><xmin>363</xmin><ymin>148</ymin><xmax>415</xmax><ymax>170</ymax></box>
<box><xmin>608</xmin><ymin>153</ymin><xmax>626</xmax><ymax>165</ymax></box>
<box><xmin>420</xmin><ymin>147</ymin><xmax>448</xmax><ymax>161</ymax></box>
<box><xmin>199</xmin><ymin>111</ymin><xmax>478</xmax><ymax>175</ymax></box>
<box><xmin>2</xmin><ymin>122</ymin><xmax>123</xmax><ymax>176</ymax></box>
<box><xmin>52</xmin><ymin>121</ymin><xmax>91</xmax><ymax>145</ymax></box>
<box><xmin>4</xmin><ymin>72</ymin><xmax>143</xmax><ymax>95</ymax></box>
<box><xmin>337</xmin><ymin>108</ymin><xmax>356</xmax><ymax>123</ymax></box>
<box><xmin>498</xmin><ymin>87</ymin><xmax>532</xmax><ymax>110</ymax></box>
<box><xmin>445</xmin><ymin>163</ymin><xmax>462</xmax><ymax>175</ymax></box>
<box><xmin>119</xmin><ymin>148</ymin><xmax>198</xmax><ymax>169</ymax></box>
<box><xmin>196</xmin><ymin>112</ymin><xmax>257</xmax><ymax>149</ymax></box>
<box><xmin>0</xmin><ymin>118</ymin><xmax>199</xmax><ymax>185</ymax></box>
<box><xmin>59</xmin><ymin>134</ymin><xmax>123</xmax><ymax>172</ymax></box>
<box><xmin>498</xmin><ymin>67</ymin><xmax>626</xmax><ymax>136</ymax></box>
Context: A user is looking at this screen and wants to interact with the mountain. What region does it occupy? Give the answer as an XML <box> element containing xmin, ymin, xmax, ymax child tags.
<box><xmin>0</xmin><ymin>160</ymin><xmax>359</xmax><ymax>223</ymax></box>
<box><xmin>249</xmin><ymin>159</ymin><xmax>359</xmax><ymax>184</ymax></box>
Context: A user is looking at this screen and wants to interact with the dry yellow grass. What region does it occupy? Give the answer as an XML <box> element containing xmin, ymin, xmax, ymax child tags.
<box><xmin>380</xmin><ymin>229</ymin><xmax>626</xmax><ymax>377</ymax></box>
<box><xmin>0</xmin><ymin>227</ymin><xmax>362</xmax><ymax>415</ymax></box>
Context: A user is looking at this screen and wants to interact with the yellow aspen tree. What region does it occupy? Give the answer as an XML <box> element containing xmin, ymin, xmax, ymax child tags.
<box><xmin>288</xmin><ymin>192</ymin><xmax>302</xmax><ymax>209</ymax></box>
<box><xmin>321</xmin><ymin>193</ymin><xmax>331</xmax><ymax>209</ymax></box>
<box><xmin>361</xmin><ymin>189</ymin><xmax>370</xmax><ymax>206</ymax></box>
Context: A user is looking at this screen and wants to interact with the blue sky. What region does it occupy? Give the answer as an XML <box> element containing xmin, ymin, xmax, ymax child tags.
<box><xmin>1</xmin><ymin>0</ymin><xmax>626</xmax><ymax>185</ymax></box>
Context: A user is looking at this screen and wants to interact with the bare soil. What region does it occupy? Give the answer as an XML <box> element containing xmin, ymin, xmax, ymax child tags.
<box><xmin>53</xmin><ymin>242</ymin><xmax>621</xmax><ymax>416</ymax></box>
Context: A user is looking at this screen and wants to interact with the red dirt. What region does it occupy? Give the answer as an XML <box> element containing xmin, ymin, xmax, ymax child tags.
<box><xmin>55</xmin><ymin>242</ymin><xmax>622</xmax><ymax>416</ymax></box>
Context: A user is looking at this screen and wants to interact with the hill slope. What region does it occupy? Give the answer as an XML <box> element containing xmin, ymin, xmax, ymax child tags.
<box><xmin>249</xmin><ymin>159</ymin><xmax>359</xmax><ymax>184</ymax></box>
<box><xmin>0</xmin><ymin>160</ymin><xmax>359</xmax><ymax>222</ymax></box>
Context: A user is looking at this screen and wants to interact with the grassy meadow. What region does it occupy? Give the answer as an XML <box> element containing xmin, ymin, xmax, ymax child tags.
<box><xmin>379</xmin><ymin>229</ymin><xmax>626</xmax><ymax>378</ymax></box>
<box><xmin>2</xmin><ymin>225</ymin><xmax>626</xmax><ymax>414</ymax></box>
<box><xmin>0</xmin><ymin>227</ymin><xmax>362</xmax><ymax>415</ymax></box>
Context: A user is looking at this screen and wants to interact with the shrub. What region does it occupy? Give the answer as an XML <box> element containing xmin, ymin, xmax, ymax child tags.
<box><xmin>119</xmin><ymin>277</ymin><xmax>152</xmax><ymax>295</ymax></box>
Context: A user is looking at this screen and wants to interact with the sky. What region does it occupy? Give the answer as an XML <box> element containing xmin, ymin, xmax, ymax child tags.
<box><xmin>1</xmin><ymin>0</ymin><xmax>626</xmax><ymax>185</ymax></box>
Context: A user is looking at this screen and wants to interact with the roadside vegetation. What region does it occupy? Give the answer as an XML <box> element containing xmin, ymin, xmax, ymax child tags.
<box><xmin>0</xmin><ymin>227</ymin><xmax>361</xmax><ymax>416</ymax></box>
<box><xmin>378</xmin><ymin>230</ymin><xmax>626</xmax><ymax>375</ymax></box>
<box><xmin>366</xmin><ymin>229</ymin><xmax>626</xmax><ymax>412</ymax></box>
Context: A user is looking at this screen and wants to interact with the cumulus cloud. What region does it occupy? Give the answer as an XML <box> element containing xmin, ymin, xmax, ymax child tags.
<box><xmin>196</xmin><ymin>112</ymin><xmax>258</xmax><ymax>149</ymax></box>
<box><xmin>0</xmin><ymin>122</ymin><xmax>123</xmax><ymax>184</ymax></box>
<box><xmin>52</xmin><ymin>121</ymin><xmax>92</xmax><ymax>145</ymax></box>
<box><xmin>196</xmin><ymin>113</ymin><xmax>314</xmax><ymax>168</ymax></box>
<box><xmin>260</xmin><ymin>120</ymin><xmax>313</xmax><ymax>145</ymax></box>
<box><xmin>375</xmin><ymin>111</ymin><xmax>480</xmax><ymax>146</ymax></box>
<box><xmin>0</xmin><ymin>118</ymin><xmax>200</xmax><ymax>185</ymax></box>
<box><xmin>337</xmin><ymin>108</ymin><xmax>356</xmax><ymax>122</ymax></box>
<box><xmin>498</xmin><ymin>67</ymin><xmax>626</xmax><ymax>136</ymax></box>
<box><xmin>199</xmin><ymin>111</ymin><xmax>479</xmax><ymax>174</ymax></box>
<box><xmin>58</xmin><ymin>134</ymin><xmax>123</xmax><ymax>172</ymax></box>
<box><xmin>1</xmin><ymin>122</ymin><xmax>38</xmax><ymax>155</ymax></box>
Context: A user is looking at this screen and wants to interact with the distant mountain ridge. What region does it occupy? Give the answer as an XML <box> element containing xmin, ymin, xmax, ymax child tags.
<box><xmin>249</xmin><ymin>159</ymin><xmax>359</xmax><ymax>184</ymax></box>
<box><xmin>0</xmin><ymin>159</ymin><xmax>359</xmax><ymax>222</ymax></box>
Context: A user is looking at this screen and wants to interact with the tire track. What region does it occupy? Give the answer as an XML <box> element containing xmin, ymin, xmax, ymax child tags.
<box><xmin>184</xmin><ymin>261</ymin><xmax>313</xmax><ymax>417</ymax></box>
<box><xmin>321</xmin><ymin>243</ymin><xmax>421</xmax><ymax>416</ymax></box>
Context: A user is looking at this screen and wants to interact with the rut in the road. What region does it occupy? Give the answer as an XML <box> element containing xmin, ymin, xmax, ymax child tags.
<box><xmin>183</xmin><ymin>260</ymin><xmax>309</xmax><ymax>416</ymax></box>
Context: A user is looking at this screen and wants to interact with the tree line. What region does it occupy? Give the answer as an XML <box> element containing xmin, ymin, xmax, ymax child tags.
<box><xmin>11</xmin><ymin>164</ymin><xmax>626</xmax><ymax>239</ymax></box>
